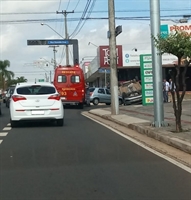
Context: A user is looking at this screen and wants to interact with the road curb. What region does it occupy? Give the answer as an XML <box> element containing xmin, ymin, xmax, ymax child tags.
<box><xmin>128</xmin><ymin>123</ymin><xmax>191</xmax><ymax>154</ymax></box>
<box><xmin>89</xmin><ymin>110</ymin><xmax>191</xmax><ymax>154</ymax></box>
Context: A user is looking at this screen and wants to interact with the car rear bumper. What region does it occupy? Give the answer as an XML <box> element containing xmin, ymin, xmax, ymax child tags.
<box><xmin>10</xmin><ymin>108</ymin><xmax>64</xmax><ymax>121</ymax></box>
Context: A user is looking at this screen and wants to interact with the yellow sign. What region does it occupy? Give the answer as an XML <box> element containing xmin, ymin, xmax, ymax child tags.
<box><xmin>145</xmin><ymin>97</ymin><xmax>154</xmax><ymax>103</ymax></box>
<box><xmin>62</xmin><ymin>88</ymin><xmax>75</xmax><ymax>91</ymax></box>
<box><xmin>61</xmin><ymin>71</ymin><xmax>76</xmax><ymax>74</ymax></box>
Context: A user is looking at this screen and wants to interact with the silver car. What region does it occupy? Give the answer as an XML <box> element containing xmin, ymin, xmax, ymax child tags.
<box><xmin>89</xmin><ymin>87</ymin><xmax>123</xmax><ymax>105</ymax></box>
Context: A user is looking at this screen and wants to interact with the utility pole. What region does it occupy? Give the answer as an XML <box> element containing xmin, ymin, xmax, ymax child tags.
<box><xmin>49</xmin><ymin>45</ymin><xmax>58</xmax><ymax>69</ymax></box>
<box><xmin>108</xmin><ymin>0</ymin><xmax>119</xmax><ymax>115</ymax></box>
<box><xmin>150</xmin><ymin>0</ymin><xmax>165</xmax><ymax>127</ymax></box>
<box><xmin>56</xmin><ymin>10</ymin><xmax>74</xmax><ymax>65</ymax></box>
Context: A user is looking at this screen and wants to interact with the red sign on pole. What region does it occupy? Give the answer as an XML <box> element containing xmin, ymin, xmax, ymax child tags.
<box><xmin>98</xmin><ymin>45</ymin><xmax>123</xmax><ymax>68</ymax></box>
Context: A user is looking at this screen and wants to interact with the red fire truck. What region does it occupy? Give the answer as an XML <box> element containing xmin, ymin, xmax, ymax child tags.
<box><xmin>53</xmin><ymin>65</ymin><xmax>86</xmax><ymax>108</ymax></box>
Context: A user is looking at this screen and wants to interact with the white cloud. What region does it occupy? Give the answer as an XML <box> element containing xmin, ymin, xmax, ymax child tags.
<box><xmin>90</xmin><ymin>29</ymin><xmax>97</xmax><ymax>33</ymax></box>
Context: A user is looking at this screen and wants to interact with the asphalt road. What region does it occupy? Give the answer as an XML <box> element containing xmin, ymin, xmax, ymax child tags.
<box><xmin>0</xmin><ymin>104</ymin><xmax>191</xmax><ymax>200</ymax></box>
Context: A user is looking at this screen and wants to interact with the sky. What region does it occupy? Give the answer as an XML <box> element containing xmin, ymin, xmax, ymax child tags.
<box><xmin>0</xmin><ymin>0</ymin><xmax>191</xmax><ymax>82</ymax></box>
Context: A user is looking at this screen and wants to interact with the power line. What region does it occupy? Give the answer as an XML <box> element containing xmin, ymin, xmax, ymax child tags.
<box><xmin>0</xmin><ymin>15</ymin><xmax>188</xmax><ymax>24</ymax></box>
<box><xmin>0</xmin><ymin>8</ymin><xmax>191</xmax><ymax>15</ymax></box>
<box><xmin>69</xmin><ymin>0</ymin><xmax>93</xmax><ymax>38</ymax></box>
<box><xmin>74</xmin><ymin>0</ymin><xmax>81</xmax><ymax>11</ymax></box>
<box><xmin>66</xmin><ymin>0</ymin><xmax>71</xmax><ymax>11</ymax></box>
<box><xmin>71</xmin><ymin>0</ymin><xmax>97</xmax><ymax>38</ymax></box>
<box><xmin>57</xmin><ymin>0</ymin><xmax>62</xmax><ymax>11</ymax></box>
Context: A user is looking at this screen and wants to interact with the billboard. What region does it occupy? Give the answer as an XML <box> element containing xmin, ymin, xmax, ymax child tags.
<box><xmin>98</xmin><ymin>45</ymin><xmax>123</xmax><ymax>67</ymax></box>
<box><xmin>123</xmin><ymin>50</ymin><xmax>177</xmax><ymax>67</ymax></box>
<box><xmin>140</xmin><ymin>54</ymin><xmax>154</xmax><ymax>106</ymax></box>
<box><xmin>160</xmin><ymin>23</ymin><xmax>191</xmax><ymax>38</ymax></box>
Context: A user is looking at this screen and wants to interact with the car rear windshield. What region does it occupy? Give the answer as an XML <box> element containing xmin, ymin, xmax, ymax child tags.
<box><xmin>17</xmin><ymin>85</ymin><xmax>56</xmax><ymax>95</ymax></box>
<box><xmin>89</xmin><ymin>88</ymin><xmax>95</xmax><ymax>92</ymax></box>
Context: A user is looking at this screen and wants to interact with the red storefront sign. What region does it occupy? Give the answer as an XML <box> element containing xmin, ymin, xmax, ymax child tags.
<box><xmin>98</xmin><ymin>45</ymin><xmax>123</xmax><ymax>67</ymax></box>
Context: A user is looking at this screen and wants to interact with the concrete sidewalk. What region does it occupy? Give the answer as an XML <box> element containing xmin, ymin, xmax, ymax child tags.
<box><xmin>88</xmin><ymin>101</ymin><xmax>191</xmax><ymax>154</ymax></box>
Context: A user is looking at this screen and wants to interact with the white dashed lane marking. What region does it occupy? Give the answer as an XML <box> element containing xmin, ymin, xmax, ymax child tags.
<box><xmin>0</xmin><ymin>132</ymin><xmax>8</xmax><ymax>136</ymax></box>
<box><xmin>3</xmin><ymin>127</ymin><xmax>11</xmax><ymax>131</ymax></box>
<box><xmin>0</xmin><ymin>124</ymin><xmax>12</xmax><ymax>145</ymax></box>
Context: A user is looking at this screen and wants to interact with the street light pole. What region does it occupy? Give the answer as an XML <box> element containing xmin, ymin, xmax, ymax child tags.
<box><xmin>150</xmin><ymin>0</ymin><xmax>165</xmax><ymax>127</ymax></box>
<box><xmin>41</xmin><ymin>23</ymin><xmax>65</xmax><ymax>39</ymax></box>
<box><xmin>105</xmin><ymin>69</ymin><xmax>107</xmax><ymax>88</ymax></box>
<box><xmin>108</xmin><ymin>0</ymin><xmax>119</xmax><ymax>115</ymax></box>
<box><xmin>88</xmin><ymin>42</ymin><xmax>98</xmax><ymax>48</ymax></box>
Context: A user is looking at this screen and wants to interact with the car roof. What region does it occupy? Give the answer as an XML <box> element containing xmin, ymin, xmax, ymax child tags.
<box><xmin>16</xmin><ymin>82</ymin><xmax>54</xmax><ymax>87</ymax></box>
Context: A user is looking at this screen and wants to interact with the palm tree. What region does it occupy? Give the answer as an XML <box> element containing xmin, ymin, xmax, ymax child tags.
<box><xmin>16</xmin><ymin>76</ymin><xmax>27</xmax><ymax>83</ymax></box>
<box><xmin>0</xmin><ymin>60</ymin><xmax>14</xmax><ymax>90</ymax></box>
<box><xmin>6</xmin><ymin>76</ymin><xmax>28</xmax><ymax>87</ymax></box>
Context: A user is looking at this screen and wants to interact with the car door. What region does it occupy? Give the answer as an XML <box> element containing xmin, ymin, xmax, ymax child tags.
<box><xmin>105</xmin><ymin>88</ymin><xmax>111</xmax><ymax>103</ymax></box>
<box><xmin>97</xmin><ymin>88</ymin><xmax>106</xmax><ymax>103</ymax></box>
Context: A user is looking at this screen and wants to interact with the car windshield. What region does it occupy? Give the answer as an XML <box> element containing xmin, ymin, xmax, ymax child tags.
<box><xmin>17</xmin><ymin>85</ymin><xmax>56</xmax><ymax>95</ymax></box>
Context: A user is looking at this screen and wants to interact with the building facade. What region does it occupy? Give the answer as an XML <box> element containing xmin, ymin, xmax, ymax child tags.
<box><xmin>83</xmin><ymin>45</ymin><xmax>191</xmax><ymax>90</ymax></box>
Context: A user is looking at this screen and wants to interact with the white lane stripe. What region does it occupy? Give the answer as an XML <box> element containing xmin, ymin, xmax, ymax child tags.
<box><xmin>7</xmin><ymin>123</ymin><xmax>11</xmax><ymax>126</ymax></box>
<box><xmin>0</xmin><ymin>140</ymin><xmax>3</xmax><ymax>144</ymax></box>
<box><xmin>0</xmin><ymin>132</ymin><xmax>8</xmax><ymax>136</ymax></box>
<box><xmin>3</xmin><ymin>127</ymin><xmax>11</xmax><ymax>131</ymax></box>
<box><xmin>82</xmin><ymin>113</ymin><xmax>191</xmax><ymax>174</ymax></box>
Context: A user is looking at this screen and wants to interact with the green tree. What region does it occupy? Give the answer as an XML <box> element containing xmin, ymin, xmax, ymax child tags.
<box><xmin>6</xmin><ymin>76</ymin><xmax>28</xmax><ymax>87</ymax></box>
<box><xmin>16</xmin><ymin>76</ymin><xmax>27</xmax><ymax>83</ymax></box>
<box><xmin>153</xmin><ymin>30</ymin><xmax>191</xmax><ymax>132</ymax></box>
<box><xmin>0</xmin><ymin>60</ymin><xmax>14</xmax><ymax>90</ymax></box>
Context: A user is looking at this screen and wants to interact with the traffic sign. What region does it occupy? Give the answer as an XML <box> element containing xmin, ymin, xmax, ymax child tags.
<box><xmin>98</xmin><ymin>68</ymin><xmax>110</xmax><ymax>74</ymax></box>
<box><xmin>27</xmin><ymin>40</ymin><xmax>69</xmax><ymax>46</ymax></box>
<box><xmin>47</xmin><ymin>40</ymin><xmax>69</xmax><ymax>45</ymax></box>
<box><xmin>27</xmin><ymin>39</ymin><xmax>79</xmax><ymax>65</ymax></box>
<box><xmin>27</xmin><ymin>40</ymin><xmax>47</xmax><ymax>45</ymax></box>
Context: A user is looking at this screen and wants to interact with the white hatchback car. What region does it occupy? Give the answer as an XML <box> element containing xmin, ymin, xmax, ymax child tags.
<box><xmin>10</xmin><ymin>82</ymin><xmax>64</xmax><ymax>127</ymax></box>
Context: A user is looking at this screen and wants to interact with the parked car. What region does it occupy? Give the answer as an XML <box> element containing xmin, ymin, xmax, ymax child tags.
<box><xmin>10</xmin><ymin>82</ymin><xmax>64</xmax><ymax>127</ymax></box>
<box><xmin>89</xmin><ymin>87</ymin><xmax>123</xmax><ymax>105</ymax></box>
<box><xmin>5</xmin><ymin>86</ymin><xmax>16</xmax><ymax>108</ymax></box>
<box><xmin>2</xmin><ymin>89</ymin><xmax>8</xmax><ymax>103</ymax></box>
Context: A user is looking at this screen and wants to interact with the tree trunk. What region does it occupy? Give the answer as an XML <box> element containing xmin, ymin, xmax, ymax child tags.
<box><xmin>173</xmin><ymin>59</ymin><xmax>182</xmax><ymax>132</ymax></box>
<box><xmin>172</xmin><ymin>58</ymin><xmax>189</xmax><ymax>132</ymax></box>
<box><xmin>175</xmin><ymin>98</ymin><xmax>182</xmax><ymax>132</ymax></box>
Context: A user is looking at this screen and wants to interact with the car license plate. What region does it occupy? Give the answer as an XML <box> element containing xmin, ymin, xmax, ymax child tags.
<box><xmin>31</xmin><ymin>110</ymin><xmax>45</xmax><ymax>115</ymax></box>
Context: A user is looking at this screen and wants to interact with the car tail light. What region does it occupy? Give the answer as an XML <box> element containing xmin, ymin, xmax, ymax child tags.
<box><xmin>48</xmin><ymin>94</ymin><xmax>60</xmax><ymax>101</ymax></box>
<box><xmin>12</xmin><ymin>95</ymin><xmax>26</xmax><ymax>102</ymax></box>
<box><xmin>90</xmin><ymin>92</ymin><xmax>93</xmax><ymax>96</ymax></box>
